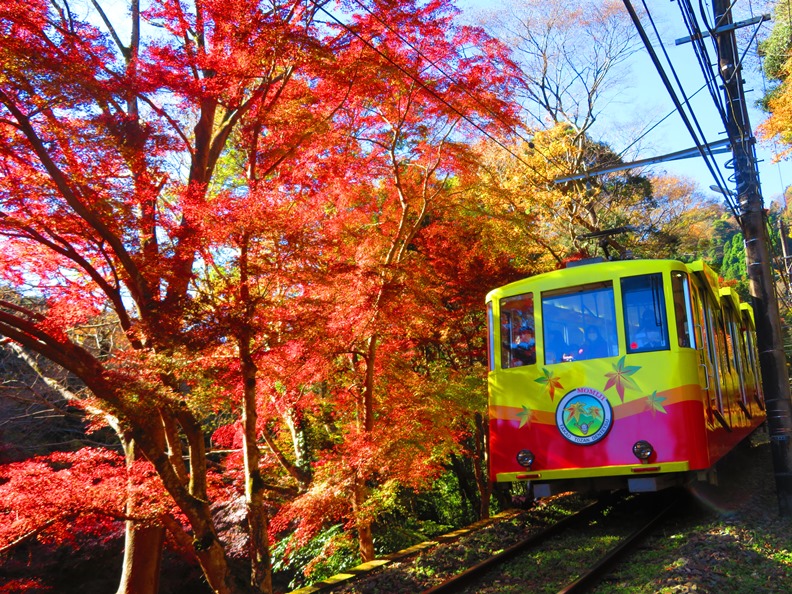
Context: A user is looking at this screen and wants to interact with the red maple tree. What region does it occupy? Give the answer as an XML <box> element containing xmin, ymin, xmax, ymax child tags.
<box><xmin>0</xmin><ymin>1</ymin><xmax>519</xmax><ymax>591</ymax></box>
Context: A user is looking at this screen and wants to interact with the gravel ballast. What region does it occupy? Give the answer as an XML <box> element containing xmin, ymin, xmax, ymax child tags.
<box><xmin>314</xmin><ymin>429</ymin><xmax>792</xmax><ymax>593</ymax></box>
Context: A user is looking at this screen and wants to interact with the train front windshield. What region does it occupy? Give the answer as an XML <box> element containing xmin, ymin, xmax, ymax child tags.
<box><xmin>542</xmin><ymin>282</ymin><xmax>618</xmax><ymax>363</ymax></box>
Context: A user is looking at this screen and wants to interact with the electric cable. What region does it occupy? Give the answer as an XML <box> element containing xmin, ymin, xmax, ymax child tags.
<box><xmin>342</xmin><ymin>0</ymin><xmax>574</xmax><ymax>174</ymax></box>
<box><xmin>346</xmin><ymin>0</ymin><xmax>686</xmax><ymax>190</ymax></box>
<box><xmin>659</xmin><ymin>0</ymin><xmax>740</xmax><ymax>213</ymax></box>
<box><xmin>346</xmin><ymin>0</ymin><xmax>535</xmax><ymax>148</ymax></box>
<box><xmin>692</xmin><ymin>0</ymin><xmax>748</xmax><ymax>139</ymax></box>
<box><xmin>319</xmin><ymin>0</ymin><xmax>752</xmax><ymax>213</ymax></box>
<box><xmin>627</xmin><ymin>0</ymin><xmax>740</xmax><ymax>219</ymax></box>
<box><xmin>618</xmin><ymin>83</ymin><xmax>709</xmax><ymax>160</ymax></box>
<box><xmin>682</xmin><ymin>0</ymin><xmax>731</xmax><ymax>126</ymax></box>
<box><xmin>309</xmin><ymin>0</ymin><xmax>548</xmax><ymax>177</ymax></box>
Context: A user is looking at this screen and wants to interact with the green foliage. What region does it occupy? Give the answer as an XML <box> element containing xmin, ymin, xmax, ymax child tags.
<box><xmin>271</xmin><ymin>524</ymin><xmax>359</xmax><ymax>590</ymax></box>
<box><xmin>412</xmin><ymin>470</ymin><xmax>477</xmax><ymax>530</ymax></box>
<box><xmin>273</xmin><ymin>469</ymin><xmax>483</xmax><ymax>588</ymax></box>
<box><xmin>700</xmin><ymin>215</ymin><xmax>741</xmax><ymax>272</ymax></box>
<box><xmin>371</xmin><ymin>470</ymin><xmax>481</xmax><ymax>554</ymax></box>
<box><xmin>721</xmin><ymin>234</ymin><xmax>750</xmax><ymax>299</ymax></box>
<box><xmin>760</xmin><ymin>1</ymin><xmax>792</xmax><ymax>83</ymax></box>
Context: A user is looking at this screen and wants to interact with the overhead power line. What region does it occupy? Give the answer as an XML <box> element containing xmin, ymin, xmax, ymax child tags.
<box><xmin>346</xmin><ymin>0</ymin><xmax>535</xmax><ymax>148</ymax></box>
<box><xmin>309</xmin><ymin>0</ymin><xmax>544</xmax><ymax>175</ymax></box>
<box><xmin>624</xmin><ymin>0</ymin><xmax>741</xmax><ymax>219</ymax></box>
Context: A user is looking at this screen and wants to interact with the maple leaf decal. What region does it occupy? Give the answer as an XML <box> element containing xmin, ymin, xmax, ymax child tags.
<box><xmin>645</xmin><ymin>391</ymin><xmax>667</xmax><ymax>416</ymax></box>
<box><xmin>564</xmin><ymin>401</ymin><xmax>587</xmax><ymax>425</ymax></box>
<box><xmin>603</xmin><ymin>356</ymin><xmax>640</xmax><ymax>402</ymax></box>
<box><xmin>535</xmin><ymin>368</ymin><xmax>564</xmax><ymax>401</ymax></box>
<box><xmin>516</xmin><ymin>406</ymin><xmax>534</xmax><ymax>428</ymax></box>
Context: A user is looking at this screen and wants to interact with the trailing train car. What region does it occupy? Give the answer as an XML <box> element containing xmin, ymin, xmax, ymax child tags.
<box><xmin>486</xmin><ymin>258</ymin><xmax>765</xmax><ymax>497</ymax></box>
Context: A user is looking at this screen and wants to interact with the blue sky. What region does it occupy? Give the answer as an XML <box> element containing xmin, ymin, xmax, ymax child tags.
<box><xmin>89</xmin><ymin>1</ymin><xmax>791</xmax><ymax>206</ymax></box>
<box><xmin>457</xmin><ymin>0</ymin><xmax>792</xmax><ymax>208</ymax></box>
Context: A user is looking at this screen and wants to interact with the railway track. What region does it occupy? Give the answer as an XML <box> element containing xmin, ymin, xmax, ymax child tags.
<box><xmin>422</xmin><ymin>489</ymin><xmax>684</xmax><ymax>594</ymax></box>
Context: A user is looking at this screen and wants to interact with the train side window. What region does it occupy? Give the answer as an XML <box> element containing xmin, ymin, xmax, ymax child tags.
<box><xmin>541</xmin><ymin>281</ymin><xmax>617</xmax><ymax>363</ymax></box>
<box><xmin>500</xmin><ymin>293</ymin><xmax>535</xmax><ymax>368</ymax></box>
<box><xmin>671</xmin><ymin>272</ymin><xmax>695</xmax><ymax>349</ymax></box>
<box><xmin>728</xmin><ymin>315</ymin><xmax>749</xmax><ymax>404</ymax></box>
<box><xmin>622</xmin><ymin>273</ymin><xmax>670</xmax><ymax>353</ymax></box>
<box><xmin>743</xmin><ymin>325</ymin><xmax>763</xmax><ymax>401</ymax></box>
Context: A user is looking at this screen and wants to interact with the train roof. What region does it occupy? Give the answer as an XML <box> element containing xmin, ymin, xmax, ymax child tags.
<box><xmin>486</xmin><ymin>258</ymin><xmax>699</xmax><ymax>302</ymax></box>
<box><xmin>720</xmin><ymin>286</ymin><xmax>742</xmax><ymax>312</ymax></box>
<box><xmin>741</xmin><ymin>302</ymin><xmax>756</xmax><ymax>328</ymax></box>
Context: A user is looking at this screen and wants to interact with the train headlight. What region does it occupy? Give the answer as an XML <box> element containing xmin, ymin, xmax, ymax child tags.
<box><xmin>516</xmin><ymin>449</ymin><xmax>535</xmax><ymax>468</ymax></box>
<box><xmin>632</xmin><ymin>440</ymin><xmax>654</xmax><ymax>461</ymax></box>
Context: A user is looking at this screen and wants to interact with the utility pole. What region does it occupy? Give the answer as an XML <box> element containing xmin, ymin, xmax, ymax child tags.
<box><xmin>713</xmin><ymin>0</ymin><xmax>792</xmax><ymax>515</ymax></box>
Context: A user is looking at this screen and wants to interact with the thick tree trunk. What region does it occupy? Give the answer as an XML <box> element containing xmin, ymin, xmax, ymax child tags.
<box><xmin>116</xmin><ymin>523</ymin><xmax>165</xmax><ymax>594</ymax></box>
<box><xmin>194</xmin><ymin>542</ymin><xmax>236</xmax><ymax>594</ymax></box>
<box><xmin>117</xmin><ymin>435</ymin><xmax>165</xmax><ymax>594</ymax></box>
<box><xmin>130</xmin><ymin>416</ymin><xmax>234</xmax><ymax>594</ymax></box>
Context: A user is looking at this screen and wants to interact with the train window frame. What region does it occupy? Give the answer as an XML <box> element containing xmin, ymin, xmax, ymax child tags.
<box><xmin>743</xmin><ymin>324</ymin><xmax>763</xmax><ymax>402</ymax></box>
<box><xmin>487</xmin><ymin>301</ymin><xmax>495</xmax><ymax>372</ymax></box>
<box><xmin>727</xmin><ymin>314</ymin><xmax>749</xmax><ymax>405</ymax></box>
<box><xmin>671</xmin><ymin>271</ymin><xmax>696</xmax><ymax>349</ymax></box>
<box><xmin>499</xmin><ymin>293</ymin><xmax>536</xmax><ymax>369</ymax></box>
<box><xmin>541</xmin><ymin>281</ymin><xmax>618</xmax><ymax>363</ymax></box>
<box><xmin>622</xmin><ymin>273</ymin><xmax>670</xmax><ymax>354</ymax></box>
<box><xmin>703</xmin><ymin>295</ymin><xmax>726</xmax><ymax>413</ymax></box>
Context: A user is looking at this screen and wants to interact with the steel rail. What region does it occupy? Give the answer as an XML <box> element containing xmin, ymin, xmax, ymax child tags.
<box><xmin>421</xmin><ymin>493</ymin><xmax>624</xmax><ymax>594</ymax></box>
<box><xmin>423</xmin><ymin>491</ymin><xmax>682</xmax><ymax>594</ymax></box>
<box><xmin>557</xmin><ymin>494</ymin><xmax>683</xmax><ymax>593</ymax></box>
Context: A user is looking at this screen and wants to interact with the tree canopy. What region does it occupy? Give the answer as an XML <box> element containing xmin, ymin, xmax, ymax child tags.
<box><xmin>0</xmin><ymin>2</ymin><xmax>735</xmax><ymax>593</ymax></box>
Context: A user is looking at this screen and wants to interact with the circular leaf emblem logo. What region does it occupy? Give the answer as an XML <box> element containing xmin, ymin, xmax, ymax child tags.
<box><xmin>555</xmin><ymin>387</ymin><xmax>613</xmax><ymax>445</ymax></box>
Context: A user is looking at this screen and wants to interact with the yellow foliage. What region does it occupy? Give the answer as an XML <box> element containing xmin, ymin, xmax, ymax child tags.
<box><xmin>469</xmin><ymin>124</ymin><xmax>724</xmax><ymax>265</ymax></box>
<box><xmin>758</xmin><ymin>56</ymin><xmax>792</xmax><ymax>161</ymax></box>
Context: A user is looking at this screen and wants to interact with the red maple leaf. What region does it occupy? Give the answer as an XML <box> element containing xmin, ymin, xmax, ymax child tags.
<box><xmin>603</xmin><ymin>356</ymin><xmax>641</xmax><ymax>402</ymax></box>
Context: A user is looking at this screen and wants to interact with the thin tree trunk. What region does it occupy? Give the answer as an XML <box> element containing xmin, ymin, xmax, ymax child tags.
<box><xmin>240</xmin><ymin>348</ymin><xmax>272</xmax><ymax>592</ymax></box>
<box><xmin>353</xmin><ymin>337</ymin><xmax>377</xmax><ymax>561</ymax></box>
<box><xmin>449</xmin><ymin>453</ymin><xmax>476</xmax><ymax>519</ymax></box>
<box><xmin>473</xmin><ymin>412</ymin><xmax>491</xmax><ymax>520</ymax></box>
<box><xmin>239</xmin><ymin>235</ymin><xmax>273</xmax><ymax>593</ymax></box>
<box><xmin>354</xmin><ymin>477</ymin><xmax>375</xmax><ymax>562</ymax></box>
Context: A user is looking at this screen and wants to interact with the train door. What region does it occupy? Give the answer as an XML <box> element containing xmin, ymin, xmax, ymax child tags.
<box><xmin>487</xmin><ymin>301</ymin><xmax>495</xmax><ymax>372</ymax></box>
<box><xmin>689</xmin><ymin>277</ymin><xmax>726</xmax><ymax>428</ymax></box>
<box><xmin>724</xmin><ymin>302</ymin><xmax>751</xmax><ymax>418</ymax></box>
<box><xmin>742</xmin><ymin>309</ymin><xmax>765</xmax><ymax>410</ymax></box>
<box><xmin>708</xmin><ymin>303</ymin><xmax>733</xmax><ymax>429</ymax></box>
<box><xmin>670</xmin><ymin>271</ymin><xmax>695</xmax><ymax>349</ymax></box>
<box><xmin>715</xmin><ymin>302</ymin><xmax>740</xmax><ymax>428</ymax></box>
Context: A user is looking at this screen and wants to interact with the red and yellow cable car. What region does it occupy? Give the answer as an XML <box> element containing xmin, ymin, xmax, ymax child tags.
<box><xmin>486</xmin><ymin>258</ymin><xmax>765</xmax><ymax>496</ymax></box>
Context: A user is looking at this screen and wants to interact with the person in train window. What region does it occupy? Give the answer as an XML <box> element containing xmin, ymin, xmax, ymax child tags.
<box><xmin>579</xmin><ymin>325</ymin><xmax>608</xmax><ymax>359</ymax></box>
<box><xmin>512</xmin><ymin>327</ymin><xmax>536</xmax><ymax>365</ymax></box>
<box><xmin>545</xmin><ymin>331</ymin><xmax>569</xmax><ymax>364</ymax></box>
<box><xmin>634</xmin><ymin>310</ymin><xmax>663</xmax><ymax>349</ymax></box>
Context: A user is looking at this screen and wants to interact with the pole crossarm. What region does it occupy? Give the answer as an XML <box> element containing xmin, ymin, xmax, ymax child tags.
<box><xmin>674</xmin><ymin>14</ymin><xmax>770</xmax><ymax>45</ymax></box>
<box><xmin>552</xmin><ymin>139</ymin><xmax>732</xmax><ymax>184</ymax></box>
